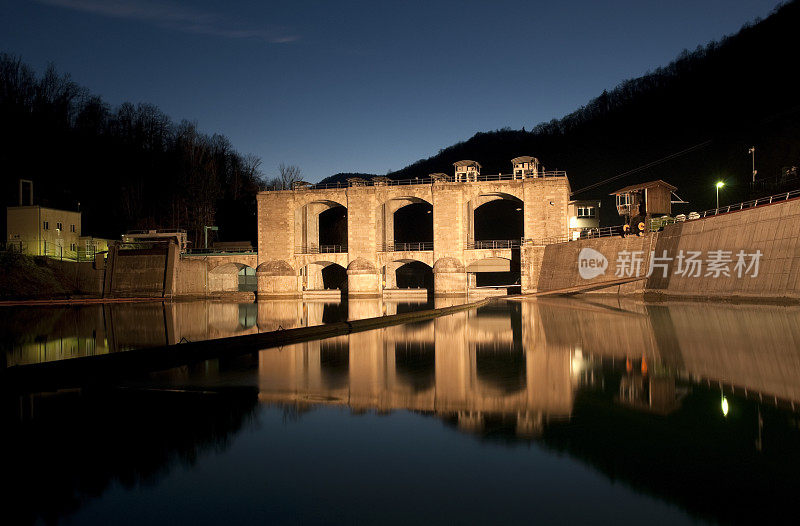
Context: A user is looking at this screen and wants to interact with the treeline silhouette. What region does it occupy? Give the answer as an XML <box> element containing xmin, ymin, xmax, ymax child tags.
<box><xmin>0</xmin><ymin>54</ymin><xmax>264</xmax><ymax>245</ymax></box>
<box><xmin>323</xmin><ymin>1</ymin><xmax>800</xmax><ymax>224</ymax></box>
<box><xmin>4</xmin><ymin>1</ymin><xmax>800</xmax><ymax>240</ymax></box>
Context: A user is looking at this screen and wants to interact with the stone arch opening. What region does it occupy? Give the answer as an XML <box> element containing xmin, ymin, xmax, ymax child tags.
<box><xmin>394</xmin><ymin>202</ymin><xmax>432</xmax><ymax>246</ymax></box>
<box><xmin>319</xmin><ymin>206</ymin><xmax>347</xmax><ymax>248</ymax></box>
<box><xmin>303</xmin><ymin>261</ymin><xmax>348</xmax><ymax>291</ymax></box>
<box><xmin>296</xmin><ymin>200</ymin><xmax>347</xmax><ymax>253</ymax></box>
<box><xmin>379</xmin><ymin>196</ymin><xmax>433</xmax><ymax>251</ymax></box>
<box><xmin>209</xmin><ymin>262</ymin><xmax>257</xmax><ymax>293</ymax></box>
<box><xmin>383</xmin><ymin>259</ymin><xmax>433</xmax><ymax>293</ymax></box>
<box><xmin>472</xmin><ymin>194</ymin><xmax>523</xmax><ymax>244</ymax></box>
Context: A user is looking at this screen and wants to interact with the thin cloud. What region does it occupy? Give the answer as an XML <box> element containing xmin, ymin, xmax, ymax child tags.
<box><xmin>36</xmin><ymin>0</ymin><xmax>300</xmax><ymax>43</ymax></box>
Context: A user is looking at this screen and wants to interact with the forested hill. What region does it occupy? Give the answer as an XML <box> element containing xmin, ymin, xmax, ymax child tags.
<box><xmin>0</xmin><ymin>55</ymin><xmax>264</xmax><ymax>246</ymax></box>
<box><xmin>322</xmin><ymin>1</ymin><xmax>800</xmax><ymax>222</ymax></box>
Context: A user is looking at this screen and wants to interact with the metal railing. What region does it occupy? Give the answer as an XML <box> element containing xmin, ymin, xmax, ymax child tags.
<box><xmin>467</xmin><ymin>239</ymin><xmax>521</xmax><ymax>250</ymax></box>
<box><xmin>579</xmin><ymin>225</ymin><xmax>625</xmax><ymax>239</ymax></box>
<box><xmin>3</xmin><ymin>240</ymin><xmax>102</xmax><ymax>262</ymax></box>
<box><xmin>186</xmin><ymin>247</ymin><xmax>256</xmax><ymax>255</ymax></box>
<box><xmin>527</xmin><ymin>225</ymin><xmax>626</xmax><ymax>246</ymax></box>
<box><xmin>276</xmin><ymin>171</ymin><xmax>568</xmax><ymax>191</ymax></box>
<box><xmin>294</xmin><ymin>244</ymin><xmax>348</xmax><ymax>254</ymax></box>
<box><xmin>694</xmin><ymin>188</ymin><xmax>800</xmax><ymax>219</ymax></box>
<box><xmin>381</xmin><ymin>242</ymin><xmax>433</xmax><ymax>252</ymax></box>
<box><xmin>125</xmin><ymin>228</ymin><xmax>186</xmax><ymax>234</ymax></box>
<box><xmin>649</xmin><ymin>188</ymin><xmax>800</xmax><ymax>231</ymax></box>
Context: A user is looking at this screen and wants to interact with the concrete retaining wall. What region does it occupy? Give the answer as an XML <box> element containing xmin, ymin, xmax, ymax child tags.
<box><xmin>534</xmin><ymin>234</ymin><xmax>656</xmax><ymax>294</ymax></box>
<box><xmin>528</xmin><ymin>197</ymin><xmax>800</xmax><ymax>301</ymax></box>
<box><xmin>104</xmin><ymin>245</ymin><xmax>171</xmax><ymax>297</ymax></box>
<box><xmin>647</xmin><ymin>198</ymin><xmax>800</xmax><ymax>300</ymax></box>
<box><xmin>174</xmin><ymin>258</ymin><xmax>208</xmax><ymax>296</ymax></box>
<box><xmin>45</xmin><ymin>259</ymin><xmax>105</xmax><ymax>295</ymax></box>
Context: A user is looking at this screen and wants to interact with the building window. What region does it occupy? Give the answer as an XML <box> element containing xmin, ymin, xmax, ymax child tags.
<box><xmin>43</xmin><ymin>221</ymin><xmax>49</xmax><ymax>230</ymax></box>
<box><xmin>515</xmin><ymin>170</ymin><xmax>522</xmax><ymax>176</ymax></box>
<box><xmin>56</xmin><ymin>222</ymin><xmax>63</xmax><ymax>230</ymax></box>
<box><xmin>577</xmin><ymin>206</ymin><xmax>596</xmax><ymax>218</ymax></box>
<box><xmin>616</xmin><ymin>194</ymin><xmax>631</xmax><ymax>207</ymax></box>
<box><xmin>70</xmin><ymin>224</ymin><xmax>76</xmax><ymax>232</ymax></box>
<box><xmin>70</xmin><ymin>243</ymin><xmax>76</xmax><ymax>251</ymax></box>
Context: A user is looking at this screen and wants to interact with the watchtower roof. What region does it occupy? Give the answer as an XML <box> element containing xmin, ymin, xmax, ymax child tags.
<box><xmin>511</xmin><ymin>156</ymin><xmax>537</xmax><ymax>164</ymax></box>
<box><xmin>610</xmin><ymin>179</ymin><xmax>677</xmax><ymax>195</ymax></box>
<box><xmin>453</xmin><ymin>160</ymin><xmax>481</xmax><ymax>169</ymax></box>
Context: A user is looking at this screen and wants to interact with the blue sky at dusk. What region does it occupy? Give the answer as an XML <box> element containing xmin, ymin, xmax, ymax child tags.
<box><xmin>0</xmin><ymin>0</ymin><xmax>785</xmax><ymax>182</ymax></box>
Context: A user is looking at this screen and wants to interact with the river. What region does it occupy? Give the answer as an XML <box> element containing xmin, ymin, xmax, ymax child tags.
<box><xmin>3</xmin><ymin>297</ymin><xmax>800</xmax><ymax>525</ymax></box>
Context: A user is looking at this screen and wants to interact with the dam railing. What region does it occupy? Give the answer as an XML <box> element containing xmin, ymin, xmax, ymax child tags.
<box><xmin>279</xmin><ymin>171</ymin><xmax>568</xmax><ymax>191</ymax></box>
<box><xmin>466</xmin><ymin>239</ymin><xmax>522</xmax><ymax>250</ymax></box>
<box><xmin>529</xmin><ymin>225</ymin><xmax>625</xmax><ymax>246</ymax></box>
<box><xmin>294</xmin><ymin>244</ymin><xmax>348</xmax><ymax>254</ymax></box>
<box><xmin>695</xmin><ymin>188</ymin><xmax>800</xmax><ymax>218</ymax></box>
<box><xmin>650</xmin><ymin>188</ymin><xmax>800</xmax><ymax>230</ymax></box>
<box><xmin>381</xmin><ymin>242</ymin><xmax>434</xmax><ymax>252</ymax></box>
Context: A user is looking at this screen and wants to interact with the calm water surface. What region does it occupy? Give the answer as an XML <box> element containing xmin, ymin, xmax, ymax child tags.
<box><xmin>4</xmin><ymin>297</ymin><xmax>800</xmax><ymax>525</ymax></box>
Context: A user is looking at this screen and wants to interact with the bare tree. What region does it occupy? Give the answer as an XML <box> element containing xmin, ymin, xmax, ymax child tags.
<box><xmin>278</xmin><ymin>163</ymin><xmax>302</xmax><ymax>189</ymax></box>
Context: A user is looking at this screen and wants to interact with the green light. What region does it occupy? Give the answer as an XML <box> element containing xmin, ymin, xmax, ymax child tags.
<box><xmin>721</xmin><ymin>396</ymin><xmax>729</xmax><ymax>417</ymax></box>
<box><xmin>716</xmin><ymin>181</ymin><xmax>725</xmax><ymax>188</ymax></box>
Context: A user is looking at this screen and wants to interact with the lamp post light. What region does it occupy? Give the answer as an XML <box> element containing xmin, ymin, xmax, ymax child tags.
<box><xmin>716</xmin><ymin>181</ymin><xmax>725</xmax><ymax>209</ymax></box>
<box><xmin>748</xmin><ymin>147</ymin><xmax>756</xmax><ymax>183</ymax></box>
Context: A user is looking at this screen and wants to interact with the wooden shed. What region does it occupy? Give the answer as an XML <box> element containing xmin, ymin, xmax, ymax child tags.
<box><xmin>611</xmin><ymin>180</ymin><xmax>677</xmax><ymax>219</ymax></box>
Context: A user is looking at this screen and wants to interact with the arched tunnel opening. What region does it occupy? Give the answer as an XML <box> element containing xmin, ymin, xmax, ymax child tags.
<box><xmin>393</xmin><ymin>202</ymin><xmax>433</xmax><ymax>246</ymax></box>
<box><xmin>395</xmin><ymin>261</ymin><xmax>434</xmax><ymax>291</ymax></box>
<box><xmin>319</xmin><ymin>205</ymin><xmax>348</xmax><ymax>249</ymax></box>
<box><xmin>474</xmin><ymin>199</ymin><xmax>523</xmax><ymax>242</ymax></box>
<box><xmin>321</xmin><ymin>263</ymin><xmax>347</xmax><ymax>290</ymax></box>
<box><xmin>209</xmin><ymin>263</ymin><xmax>257</xmax><ymax>293</ymax></box>
<box><xmin>237</xmin><ymin>266</ymin><xmax>257</xmax><ymax>292</ymax></box>
<box><xmin>303</xmin><ymin>262</ymin><xmax>347</xmax><ymax>292</ymax></box>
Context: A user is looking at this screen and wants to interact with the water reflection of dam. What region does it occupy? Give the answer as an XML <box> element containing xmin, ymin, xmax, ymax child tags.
<box><xmin>5</xmin><ymin>298</ymin><xmax>800</xmax><ymax>416</ymax></box>
<box><xmin>255</xmin><ymin>298</ymin><xmax>800</xmax><ymax>433</ymax></box>
<box><xmin>2</xmin><ymin>298</ymin><xmax>434</xmax><ymax>366</ymax></box>
<box><xmin>259</xmin><ymin>303</ymin><xmax>574</xmax><ymax>435</ymax></box>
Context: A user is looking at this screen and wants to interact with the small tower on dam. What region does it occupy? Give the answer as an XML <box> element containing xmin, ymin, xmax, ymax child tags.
<box><xmin>510</xmin><ymin>156</ymin><xmax>540</xmax><ymax>179</ymax></box>
<box><xmin>255</xmin><ymin>156</ymin><xmax>571</xmax><ymax>298</ymax></box>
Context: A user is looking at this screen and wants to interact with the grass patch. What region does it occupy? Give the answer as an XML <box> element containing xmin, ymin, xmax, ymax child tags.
<box><xmin>0</xmin><ymin>252</ymin><xmax>73</xmax><ymax>299</ymax></box>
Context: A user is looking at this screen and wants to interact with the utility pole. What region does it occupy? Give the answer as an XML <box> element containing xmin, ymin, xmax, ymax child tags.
<box><xmin>204</xmin><ymin>225</ymin><xmax>218</xmax><ymax>249</ymax></box>
<box><xmin>748</xmin><ymin>147</ymin><xmax>757</xmax><ymax>183</ymax></box>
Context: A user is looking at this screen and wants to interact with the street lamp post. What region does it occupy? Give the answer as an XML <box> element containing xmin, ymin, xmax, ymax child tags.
<box><xmin>716</xmin><ymin>181</ymin><xmax>725</xmax><ymax>209</ymax></box>
<box><xmin>748</xmin><ymin>147</ymin><xmax>756</xmax><ymax>183</ymax></box>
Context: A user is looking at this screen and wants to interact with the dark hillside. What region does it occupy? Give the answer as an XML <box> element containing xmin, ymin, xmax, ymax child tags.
<box><xmin>322</xmin><ymin>1</ymin><xmax>800</xmax><ymax>225</ymax></box>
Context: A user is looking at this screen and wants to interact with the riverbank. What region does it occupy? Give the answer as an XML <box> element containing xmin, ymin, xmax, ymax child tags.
<box><xmin>0</xmin><ymin>252</ymin><xmax>76</xmax><ymax>300</ymax></box>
